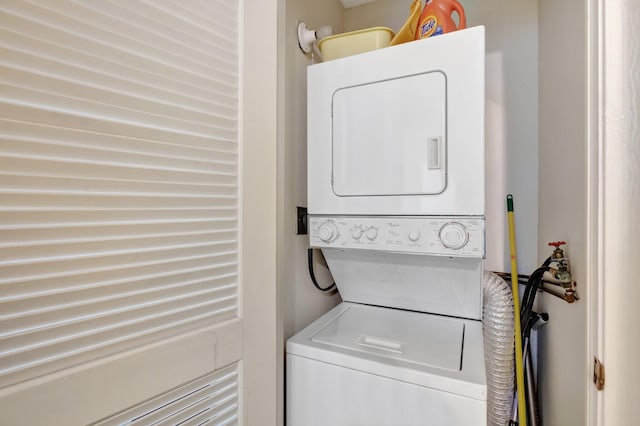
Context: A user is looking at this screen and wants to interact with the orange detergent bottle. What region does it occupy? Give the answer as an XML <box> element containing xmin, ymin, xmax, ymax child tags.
<box><xmin>415</xmin><ymin>0</ymin><xmax>466</xmax><ymax>40</ymax></box>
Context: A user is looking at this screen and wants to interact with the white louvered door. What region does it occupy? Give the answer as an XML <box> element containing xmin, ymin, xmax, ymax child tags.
<box><xmin>0</xmin><ymin>1</ymin><xmax>243</xmax><ymax>424</ymax></box>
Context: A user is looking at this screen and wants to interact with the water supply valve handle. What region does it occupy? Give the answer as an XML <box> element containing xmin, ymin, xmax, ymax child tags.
<box><xmin>548</xmin><ymin>241</ymin><xmax>567</xmax><ymax>259</ymax></box>
<box><xmin>548</xmin><ymin>241</ymin><xmax>566</xmax><ymax>249</ymax></box>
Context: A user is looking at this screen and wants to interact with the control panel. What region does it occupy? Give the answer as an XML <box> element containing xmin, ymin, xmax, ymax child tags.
<box><xmin>309</xmin><ymin>216</ymin><xmax>485</xmax><ymax>258</ymax></box>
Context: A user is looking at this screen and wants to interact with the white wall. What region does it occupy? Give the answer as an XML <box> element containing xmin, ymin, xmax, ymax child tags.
<box><xmin>344</xmin><ymin>0</ymin><xmax>540</xmax><ymax>274</ymax></box>
<box><xmin>537</xmin><ymin>0</ymin><xmax>587</xmax><ymax>424</ymax></box>
<box><xmin>343</xmin><ymin>0</ymin><xmax>411</xmax><ymax>30</ymax></box>
<box><xmin>279</xmin><ymin>0</ymin><xmax>343</xmax><ymax>342</ymax></box>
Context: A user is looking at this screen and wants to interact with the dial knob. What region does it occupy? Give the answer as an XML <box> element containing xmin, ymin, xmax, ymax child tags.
<box><xmin>408</xmin><ymin>229</ymin><xmax>421</xmax><ymax>242</ymax></box>
<box><xmin>318</xmin><ymin>222</ymin><xmax>339</xmax><ymax>243</ymax></box>
<box><xmin>366</xmin><ymin>227</ymin><xmax>378</xmax><ymax>241</ymax></box>
<box><xmin>351</xmin><ymin>226</ymin><xmax>364</xmax><ymax>240</ymax></box>
<box><xmin>439</xmin><ymin>222</ymin><xmax>469</xmax><ymax>250</ymax></box>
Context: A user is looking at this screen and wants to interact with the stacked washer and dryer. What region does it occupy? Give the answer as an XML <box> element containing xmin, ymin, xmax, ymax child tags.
<box><xmin>287</xmin><ymin>27</ymin><xmax>488</xmax><ymax>425</ymax></box>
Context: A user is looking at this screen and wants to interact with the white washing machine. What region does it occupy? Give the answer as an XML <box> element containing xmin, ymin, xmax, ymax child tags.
<box><xmin>287</xmin><ymin>303</ymin><xmax>486</xmax><ymax>426</ymax></box>
<box><xmin>287</xmin><ymin>27</ymin><xmax>487</xmax><ymax>426</ymax></box>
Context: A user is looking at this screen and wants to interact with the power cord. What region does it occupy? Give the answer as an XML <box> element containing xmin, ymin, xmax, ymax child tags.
<box><xmin>307</xmin><ymin>248</ymin><xmax>336</xmax><ymax>292</ymax></box>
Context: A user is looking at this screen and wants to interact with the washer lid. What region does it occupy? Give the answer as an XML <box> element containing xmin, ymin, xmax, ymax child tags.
<box><xmin>311</xmin><ymin>304</ymin><xmax>464</xmax><ymax>372</ymax></box>
<box><xmin>288</xmin><ymin>303</ymin><xmax>486</xmax><ymax>400</ymax></box>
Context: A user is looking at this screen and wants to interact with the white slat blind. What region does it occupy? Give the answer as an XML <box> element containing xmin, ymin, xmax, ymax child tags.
<box><xmin>93</xmin><ymin>363</ymin><xmax>239</xmax><ymax>426</ymax></box>
<box><xmin>0</xmin><ymin>0</ymin><xmax>239</xmax><ymax>389</ymax></box>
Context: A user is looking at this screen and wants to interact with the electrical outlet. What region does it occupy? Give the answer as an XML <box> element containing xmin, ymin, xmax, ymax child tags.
<box><xmin>297</xmin><ymin>207</ymin><xmax>308</xmax><ymax>235</ymax></box>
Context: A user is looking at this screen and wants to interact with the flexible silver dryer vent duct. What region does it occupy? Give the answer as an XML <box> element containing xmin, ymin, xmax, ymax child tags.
<box><xmin>483</xmin><ymin>272</ymin><xmax>515</xmax><ymax>426</ymax></box>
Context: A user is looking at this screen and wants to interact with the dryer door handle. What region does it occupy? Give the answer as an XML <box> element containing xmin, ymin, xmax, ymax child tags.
<box><xmin>428</xmin><ymin>136</ymin><xmax>442</xmax><ymax>170</ymax></box>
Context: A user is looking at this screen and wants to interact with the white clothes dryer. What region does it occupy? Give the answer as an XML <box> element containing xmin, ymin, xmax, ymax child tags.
<box><xmin>307</xmin><ymin>26</ymin><xmax>485</xmax><ymax>217</ymax></box>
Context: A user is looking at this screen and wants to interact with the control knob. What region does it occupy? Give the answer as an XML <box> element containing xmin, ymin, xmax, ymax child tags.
<box><xmin>318</xmin><ymin>222</ymin><xmax>339</xmax><ymax>243</ymax></box>
<box><xmin>408</xmin><ymin>229</ymin><xmax>421</xmax><ymax>242</ymax></box>
<box><xmin>439</xmin><ymin>222</ymin><xmax>469</xmax><ymax>250</ymax></box>
<box><xmin>366</xmin><ymin>227</ymin><xmax>378</xmax><ymax>241</ymax></box>
<box><xmin>351</xmin><ymin>226</ymin><xmax>364</xmax><ymax>240</ymax></box>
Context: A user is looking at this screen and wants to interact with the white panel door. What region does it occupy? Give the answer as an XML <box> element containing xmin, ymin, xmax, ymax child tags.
<box><xmin>0</xmin><ymin>1</ymin><xmax>243</xmax><ymax>424</ymax></box>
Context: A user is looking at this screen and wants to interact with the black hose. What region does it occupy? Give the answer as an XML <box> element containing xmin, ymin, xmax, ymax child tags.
<box><xmin>520</xmin><ymin>261</ymin><xmax>550</xmax><ymax>308</ymax></box>
<box><xmin>521</xmin><ymin>266</ymin><xmax>549</xmax><ymax>339</ymax></box>
<box><xmin>307</xmin><ymin>248</ymin><xmax>336</xmax><ymax>292</ymax></box>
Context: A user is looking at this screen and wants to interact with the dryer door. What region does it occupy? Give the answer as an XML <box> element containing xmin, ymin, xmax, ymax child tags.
<box><xmin>332</xmin><ymin>72</ymin><xmax>446</xmax><ymax>197</ymax></box>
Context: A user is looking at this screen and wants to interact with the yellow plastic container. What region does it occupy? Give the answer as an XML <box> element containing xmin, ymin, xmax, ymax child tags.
<box><xmin>318</xmin><ymin>27</ymin><xmax>395</xmax><ymax>61</ymax></box>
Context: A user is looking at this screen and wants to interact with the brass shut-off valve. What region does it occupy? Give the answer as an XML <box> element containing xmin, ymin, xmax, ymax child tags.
<box><xmin>542</xmin><ymin>241</ymin><xmax>578</xmax><ymax>303</ymax></box>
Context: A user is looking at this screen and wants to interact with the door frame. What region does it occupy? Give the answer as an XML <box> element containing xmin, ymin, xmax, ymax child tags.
<box><xmin>586</xmin><ymin>0</ymin><xmax>601</xmax><ymax>424</ymax></box>
<box><xmin>240</xmin><ymin>0</ymin><xmax>285</xmax><ymax>425</ymax></box>
<box><xmin>587</xmin><ymin>0</ymin><xmax>640</xmax><ymax>424</ymax></box>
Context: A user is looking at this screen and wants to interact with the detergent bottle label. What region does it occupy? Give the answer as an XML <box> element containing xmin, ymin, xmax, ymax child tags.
<box><xmin>417</xmin><ymin>15</ymin><xmax>443</xmax><ymax>38</ymax></box>
<box><xmin>414</xmin><ymin>0</ymin><xmax>466</xmax><ymax>40</ymax></box>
